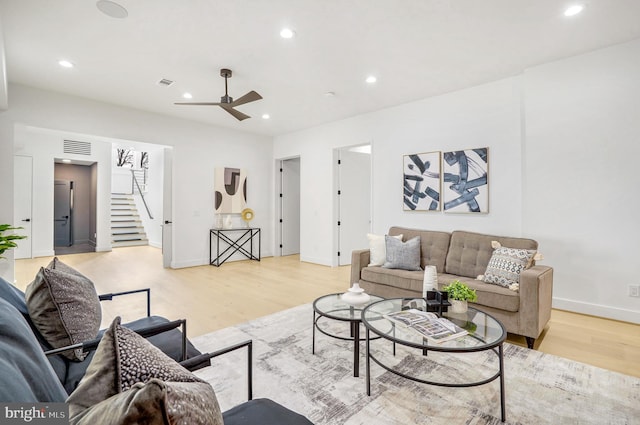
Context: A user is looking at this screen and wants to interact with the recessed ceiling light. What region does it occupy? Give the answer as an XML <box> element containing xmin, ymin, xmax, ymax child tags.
<box><xmin>58</xmin><ymin>60</ymin><xmax>74</xmax><ymax>68</ymax></box>
<box><xmin>182</xmin><ymin>92</ymin><xmax>193</xmax><ymax>99</ymax></box>
<box><xmin>62</xmin><ymin>159</ymin><xmax>72</xmax><ymax>163</ymax></box>
<box><xmin>262</xmin><ymin>114</ymin><xmax>270</xmax><ymax>120</ymax></box>
<box><xmin>564</xmin><ymin>4</ymin><xmax>584</xmax><ymax>17</ymax></box>
<box><xmin>324</xmin><ymin>91</ymin><xmax>336</xmax><ymax>97</ymax></box>
<box><xmin>96</xmin><ymin>0</ymin><xmax>129</xmax><ymax>19</ymax></box>
<box><xmin>280</xmin><ymin>28</ymin><xmax>295</xmax><ymax>39</ymax></box>
<box><xmin>366</xmin><ymin>76</ymin><xmax>377</xmax><ymax>84</ymax></box>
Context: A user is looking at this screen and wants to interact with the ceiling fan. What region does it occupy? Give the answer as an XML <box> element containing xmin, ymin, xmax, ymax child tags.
<box><xmin>174</xmin><ymin>68</ymin><xmax>262</xmax><ymax>121</ymax></box>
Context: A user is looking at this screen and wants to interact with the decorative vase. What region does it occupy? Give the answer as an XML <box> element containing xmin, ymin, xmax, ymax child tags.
<box><xmin>422</xmin><ymin>266</ymin><xmax>438</xmax><ymax>297</ymax></box>
<box><xmin>223</xmin><ymin>215</ymin><xmax>233</xmax><ymax>229</ymax></box>
<box><xmin>450</xmin><ymin>299</ymin><xmax>468</xmax><ymax>314</ymax></box>
<box><xmin>215</xmin><ymin>214</ymin><xmax>223</xmax><ymax>229</ymax></box>
<box><xmin>342</xmin><ymin>283</ymin><xmax>371</xmax><ymax>306</ymax></box>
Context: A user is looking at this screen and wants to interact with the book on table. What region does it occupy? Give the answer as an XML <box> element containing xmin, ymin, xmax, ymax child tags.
<box><xmin>384</xmin><ymin>309</ymin><xmax>468</xmax><ymax>343</ymax></box>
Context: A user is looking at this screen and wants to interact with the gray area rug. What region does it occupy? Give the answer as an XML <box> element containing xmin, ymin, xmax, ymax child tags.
<box><xmin>192</xmin><ymin>304</ymin><xmax>639</xmax><ymax>424</ymax></box>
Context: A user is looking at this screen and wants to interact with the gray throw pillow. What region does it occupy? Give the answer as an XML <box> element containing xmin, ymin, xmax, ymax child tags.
<box><xmin>25</xmin><ymin>262</ymin><xmax>101</xmax><ymax>361</ymax></box>
<box><xmin>67</xmin><ymin>317</ymin><xmax>223</xmax><ymax>425</ymax></box>
<box><xmin>382</xmin><ymin>235</ymin><xmax>422</xmax><ymax>271</ymax></box>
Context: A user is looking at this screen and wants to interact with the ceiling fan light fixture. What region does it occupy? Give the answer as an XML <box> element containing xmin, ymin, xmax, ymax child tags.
<box><xmin>96</xmin><ymin>0</ymin><xmax>129</xmax><ymax>19</ymax></box>
<box><xmin>280</xmin><ymin>28</ymin><xmax>295</xmax><ymax>39</ymax></box>
<box><xmin>564</xmin><ymin>4</ymin><xmax>584</xmax><ymax>17</ymax></box>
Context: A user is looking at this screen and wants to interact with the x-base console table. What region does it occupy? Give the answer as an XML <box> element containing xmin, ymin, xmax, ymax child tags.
<box><xmin>209</xmin><ymin>227</ymin><xmax>261</xmax><ymax>266</ymax></box>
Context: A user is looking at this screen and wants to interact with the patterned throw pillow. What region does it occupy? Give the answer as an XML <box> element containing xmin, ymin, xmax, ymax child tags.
<box><xmin>382</xmin><ymin>235</ymin><xmax>422</xmax><ymax>271</ymax></box>
<box><xmin>483</xmin><ymin>246</ymin><xmax>536</xmax><ymax>287</ymax></box>
<box><xmin>25</xmin><ymin>259</ymin><xmax>101</xmax><ymax>361</ymax></box>
<box><xmin>67</xmin><ymin>317</ymin><xmax>223</xmax><ymax>425</ymax></box>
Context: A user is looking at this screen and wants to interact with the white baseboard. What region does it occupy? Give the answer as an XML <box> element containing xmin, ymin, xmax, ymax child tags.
<box><xmin>33</xmin><ymin>250</ymin><xmax>55</xmax><ymax>258</ymax></box>
<box><xmin>300</xmin><ymin>255</ymin><xmax>333</xmax><ymax>267</ymax></box>
<box><xmin>149</xmin><ymin>240</ymin><xmax>162</xmax><ymax>249</ymax></box>
<box><xmin>553</xmin><ymin>297</ymin><xmax>640</xmax><ymax>324</ymax></box>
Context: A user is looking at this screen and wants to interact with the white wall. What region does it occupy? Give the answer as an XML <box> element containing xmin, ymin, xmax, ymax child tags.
<box><xmin>14</xmin><ymin>125</ymin><xmax>113</xmax><ymax>255</ymax></box>
<box><xmin>1</xmin><ymin>83</ymin><xmax>273</xmax><ymax>275</ymax></box>
<box><xmin>274</xmin><ymin>77</ymin><xmax>523</xmax><ymax>266</ymax></box>
<box><xmin>274</xmin><ymin>40</ymin><xmax>640</xmax><ymax>323</ymax></box>
<box><xmin>523</xmin><ymin>39</ymin><xmax>640</xmax><ymax>322</ymax></box>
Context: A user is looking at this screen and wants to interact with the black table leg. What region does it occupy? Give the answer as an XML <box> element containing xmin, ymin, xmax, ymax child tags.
<box><xmin>353</xmin><ymin>321</ymin><xmax>360</xmax><ymax>377</ymax></box>
<box><xmin>366</xmin><ymin>328</ymin><xmax>371</xmax><ymax>396</ymax></box>
<box><xmin>312</xmin><ymin>311</ymin><xmax>316</xmax><ymax>355</ymax></box>
<box><xmin>499</xmin><ymin>343</ymin><xmax>506</xmax><ymax>422</ymax></box>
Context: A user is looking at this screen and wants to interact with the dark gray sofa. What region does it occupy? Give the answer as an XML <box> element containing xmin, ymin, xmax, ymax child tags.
<box><xmin>0</xmin><ymin>277</ymin><xmax>313</xmax><ymax>424</ymax></box>
<box><xmin>351</xmin><ymin>227</ymin><xmax>554</xmax><ymax>348</ymax></box>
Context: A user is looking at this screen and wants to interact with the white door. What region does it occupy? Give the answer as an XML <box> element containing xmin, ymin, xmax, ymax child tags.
<box><xmin>13</xmin><ymin>155</ymin><xmax>33</xmax><ymax>259</ymax></box>
<box><xmin>162</xmin><ymin>147</ymin><xmax>173</xmax><ymax>268</ymax></box>
<box><xmin>281</xmin><ymin>158</ymin><xmax>300</xmax><ymax>256</ymax></box>
<box><xmin>338</xmin><ymin>147</ymin><xmax>371</xmax><ymax>265</ymax></box>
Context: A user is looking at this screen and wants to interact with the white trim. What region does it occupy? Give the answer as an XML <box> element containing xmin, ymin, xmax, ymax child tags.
<box><xmin>553</xmin><ymin>297</ymin><xmax>640</xmax><ymax>324</ymax></box>
<box><xmin>300</xmin><ymin>255</ymin><xmax>333</xmax><ymax>267</ymax></box>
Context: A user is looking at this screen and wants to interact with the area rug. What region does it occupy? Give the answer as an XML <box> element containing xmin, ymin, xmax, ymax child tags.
<box><xmin>192</xmin><ymin>304</ymin><xmax>639</xmax><ymax>424</ymax></box>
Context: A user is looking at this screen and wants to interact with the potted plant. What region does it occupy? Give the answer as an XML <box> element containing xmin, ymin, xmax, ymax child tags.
<box><xmin>0</xmin><ymin>224</ymin><xmax>27</xmax><ymax>259</ymax></box>
<box><xmin>442</xmin><ymin>280</ymin><xmax>477</xmax><ymax>314</ymax></box>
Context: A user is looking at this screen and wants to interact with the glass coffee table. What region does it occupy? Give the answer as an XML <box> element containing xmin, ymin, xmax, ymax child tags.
<box><xmin>362</xmin><ymin>298</ymin><xmax>508</xmax><ymax>422</ymax></box>
<box><xmin>312</xmin><ymin>293</ymin><xmax>384</xmax><ymax>377</ymax></box>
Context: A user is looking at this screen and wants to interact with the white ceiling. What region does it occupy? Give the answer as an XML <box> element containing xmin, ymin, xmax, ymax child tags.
<box><xmin>1</xmin><ymin>0</ymin><xmax>640</xmax><ymax>137</ymax></box>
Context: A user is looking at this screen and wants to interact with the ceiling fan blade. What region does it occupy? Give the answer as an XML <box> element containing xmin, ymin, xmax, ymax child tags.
<box><xmin>174</xmin><ymin>102</ymin><xmax>222</xmax><ymax>106</ymax></box>
<box><xmin>220</xmin><ymin>105</ymin><xmax>250</xmax><ymax>121</ymax></box>
<box><xmin>230</xmin><ymin>91</ymin><xmax>262</xmax><ymax>107</ymax></box>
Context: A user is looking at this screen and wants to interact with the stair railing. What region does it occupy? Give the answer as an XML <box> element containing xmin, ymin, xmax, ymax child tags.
<box><xmin>130</xmin><ymin>169</ymin><xmax>153</xmax><ymax>219</ymax></box>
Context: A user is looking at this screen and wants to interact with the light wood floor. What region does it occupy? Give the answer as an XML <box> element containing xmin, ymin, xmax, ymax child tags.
<box><xmin>15</xmin><ymin>246</ymin><xmax>640</xmax><ymax>378</ymax></box>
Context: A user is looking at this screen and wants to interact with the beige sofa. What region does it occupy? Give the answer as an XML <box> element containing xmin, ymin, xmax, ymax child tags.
<box><xmin>351</xmin><ymin>227</ymin><xmax>553</xmax><ymax>349</ymax></box>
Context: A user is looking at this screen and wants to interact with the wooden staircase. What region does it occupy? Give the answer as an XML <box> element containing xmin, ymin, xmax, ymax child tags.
<box><xmin>111</xmin><ymin>194</ymin><xmax>148</xmax><ymax>247</ymax></box>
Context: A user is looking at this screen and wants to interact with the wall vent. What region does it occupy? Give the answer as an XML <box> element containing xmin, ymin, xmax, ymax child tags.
<box><xmin>157</xmin><ymin>78</ymin><xmax>174</xmax><ymax>86</ymax></box>
<box><xmin>63</xmin><ymin>140</ymin><xmax>92</xmax><ymax>156</ymax></box>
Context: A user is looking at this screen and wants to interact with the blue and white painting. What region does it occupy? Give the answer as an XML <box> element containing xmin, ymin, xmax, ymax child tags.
<box><xmin>442</xmin><ymin>148</ymin><xmax>488</xmax><ymax>213</ymax></box>
<box><xmin>403</xmin><ymin>152</ymin><xmax>441</xmax><ymax>211</ymax></box>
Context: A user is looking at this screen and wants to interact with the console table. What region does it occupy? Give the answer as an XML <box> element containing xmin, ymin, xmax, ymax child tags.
<box><xmin>209</xmin><ymin>228</ymin><xmax>261</xmax><ymax>266</ymax></box>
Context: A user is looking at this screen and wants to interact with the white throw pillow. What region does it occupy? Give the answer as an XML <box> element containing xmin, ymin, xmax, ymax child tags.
<box><xmin>367</xmin><ymin>233</ymin><xmax>403</xmax><ymax>266</ymax></box>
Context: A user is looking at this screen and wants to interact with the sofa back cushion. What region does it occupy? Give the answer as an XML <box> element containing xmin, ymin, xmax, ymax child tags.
<box><xmin>0</xmin><ymin>297</ymin><xmax>67</xmax><ymax>402</ymax></box>
<box><xmin>445</xmin><ymin>231</ymin><xmax>538</xmax><ymax>278</ymax></box>
<box><xmin>388</xmin><ymin>227</ymin><xmax>451</xmax><ymax>273</ymax></box>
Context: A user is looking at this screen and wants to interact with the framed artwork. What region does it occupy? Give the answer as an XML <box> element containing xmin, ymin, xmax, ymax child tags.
<box><xmin>214</xmin><ymin>167</ymin><xmax>247</xmax><ymax>213</ymax></box>
<box><xmin>442</xmin><ymin>147</ymin><xmax>488</xmax><ymax>213</ymax></box>
<box><xmin>403</xmin><ymin>152</ymin><xmax>441</xmax><ymax>211</ymax></box>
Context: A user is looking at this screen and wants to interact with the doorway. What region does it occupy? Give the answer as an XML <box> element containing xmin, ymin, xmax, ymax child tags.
<box><xmin>277</xmin><ymin>157</ymin><xmax>301</xmax><ymax>256</ymax></box>
<box><xmin>336</xmin><ymin>145</ymin><xmax>371</xmax><ymax>266</ymax></box>
<box><xmin>54</xmin><ymin>162</ymin><xmax>97</xmax><ymax>255</ymax></box>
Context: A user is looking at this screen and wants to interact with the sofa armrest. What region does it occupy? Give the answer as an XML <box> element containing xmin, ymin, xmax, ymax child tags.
<box><xmin>350</xmin><ymin>249</ymin><xmax>370</xmax><ymax>285</ymax></box>
<box><xmin>183</xmin><ymin>340</ymin><xmax>253</xmax><ymax>401</ymax></box>
<box><xmin>44</xmin><ymin>318</ymin><xmax>188</xmax><ymax>361</ymax></box>
<box><xmin>99</xmin><ymin>288</ymin><xmax>151</xmax><ymax>317</ymax></box>
<box><xmin>519</xmin><ymin>265</ymin><xmax>554</xmax><ymax>339</ymax></box>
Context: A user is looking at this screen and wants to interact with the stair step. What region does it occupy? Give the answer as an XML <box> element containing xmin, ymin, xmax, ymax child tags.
<box><xmin>111</xmin><ymin>228</ymin><xmax>145</xmax><ymax>235</ymax></box>
<box><xmin>112</xmin><ymin>239</ymin><xmax>149</xmax><ymax>248</ymax></box>
<box><xmin>112</xmin><ymin>234</ymin><xmax>147</xmax><ymax>241</ymax></box>
<box><xmin>111</xmin><ymin>219</ymin><xmax>142</xmax><ymax>224</ymax></box>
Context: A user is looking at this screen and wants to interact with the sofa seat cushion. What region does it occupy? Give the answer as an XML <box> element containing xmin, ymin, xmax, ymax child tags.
<box><xmin>437</xmin><ymin>274</ymin><xmax>520</xmax><ymax>312</ymax></box>
<box><xmin>362</xmin><ymin>266</ymin><xmax>424</xmax><ymax>292</ymax></box>
<box><xmin>223</xmin><ymin>398</ymin><xmax>313</xmax><ymax>425</ymax></box>
<box><xmin>445</xmin><ymin>231</ymin><xmax>538</xmax><ymax>278</ymax></box>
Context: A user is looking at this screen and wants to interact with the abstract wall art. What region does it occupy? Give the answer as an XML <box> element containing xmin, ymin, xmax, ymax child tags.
<box><xmin>403</xmin><ymin>152</ymin><xmax>441</xmax><ymax>211</ymax></box>
<box><xmin>442</xmin><ymin>148</ymin><xmax>489</xmax><ymax>213</ymax></box>
<box><xmin>214</xmin><ymin>167</ymin><xmax>247</xmax><ymax>213</ymax></box>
